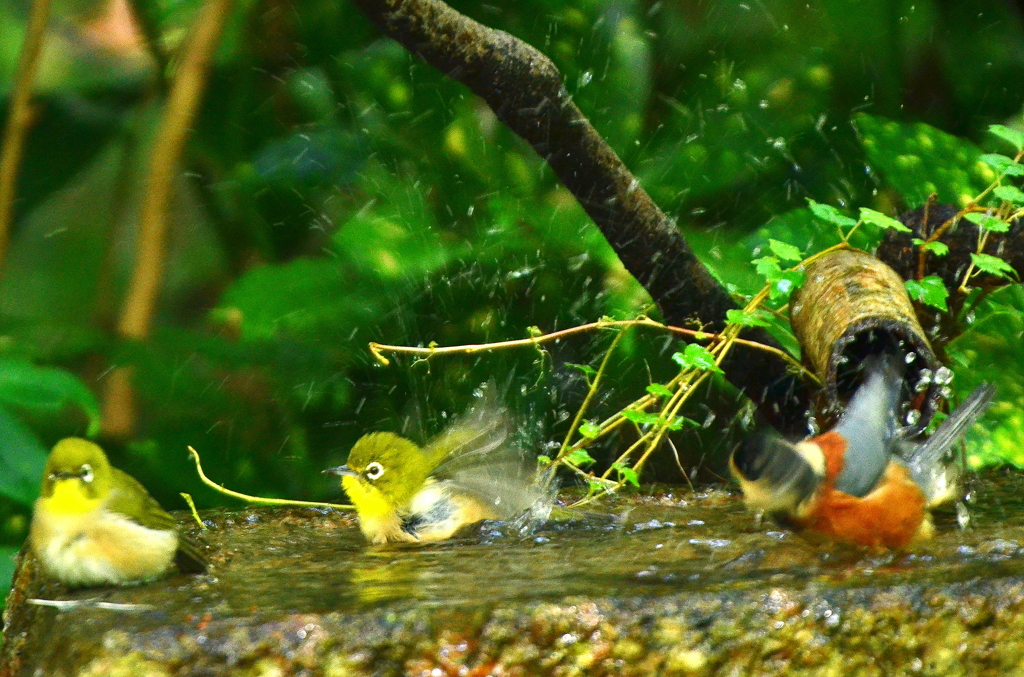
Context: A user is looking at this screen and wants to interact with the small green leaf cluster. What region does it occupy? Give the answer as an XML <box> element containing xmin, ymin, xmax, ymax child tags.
<box><xmin>750</xmin><ymin>243</ymin><xmax>807</xmax><ymax>304</ymax></box>
<box><xmin>670</xmin><ymin>343</ymin><xmax>723</xmax><ymax>374</ymax></box>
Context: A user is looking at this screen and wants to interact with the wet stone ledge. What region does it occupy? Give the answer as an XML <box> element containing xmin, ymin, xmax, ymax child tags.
<box><xmin>4</xmin><ymin>472</ymin><xmax>1024</xmax><ymax>676</ymax></box>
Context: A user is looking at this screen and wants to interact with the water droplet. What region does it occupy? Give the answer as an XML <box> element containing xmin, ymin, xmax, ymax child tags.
<box><xmin>934</xmin><ymin>366</ymin><xmax>953</xmax><ymax>385</ymax></box>
<box><xmin>577</xmin><ymin>71</ymin><xmax>593</xmax><ymax>88</ymax></box>
<box><xmin>905</xmin><ymin>409</ymin><xmax>921</xmax><ymax>426</ymax></box>
<box><xmin>956</xmin><ymin>503</ymin><xmax>971</xmax><ymax>530</ymax></box>
<box><xmin>905</xmin><ymin>352</ymin><xmax>917</xmax><ymax>364</ymax></box>
<box><xmin>915</xmin><ymin>368</ymin><xmax>933</xmax><ymax>392</ymax></box>
<box><xmin>807</xmin><ymin>416</ymin><xmax>820</xmax><ymax>436</ymax></box>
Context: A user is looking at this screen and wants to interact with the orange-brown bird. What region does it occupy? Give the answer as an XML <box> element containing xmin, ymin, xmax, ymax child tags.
<box><xmin>731</xmin><ymin>355</ymin><xmax>994</xmax><ymax>549</ymax></box>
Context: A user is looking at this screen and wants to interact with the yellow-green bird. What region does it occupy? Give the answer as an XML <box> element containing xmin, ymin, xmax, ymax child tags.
<box><xmin>29</xmin><ymin>438</ymin><xmax>206</xmax><ymax>587</ymax></box>
<box><xmin>325</xmin><ymin>389</ymin><xmax>548</xmax><ymax>544</ymax></box>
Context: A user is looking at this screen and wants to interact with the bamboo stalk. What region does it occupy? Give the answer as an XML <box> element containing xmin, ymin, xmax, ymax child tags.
<box><xmin>103</xmin><ymin>0</ymin><xmax>235</xmax><ymax>437</ymax></box>
<box><xmin>0</xmin><ymin>0</ymin><xmax>54</xmax><ymax>268</ymax></box>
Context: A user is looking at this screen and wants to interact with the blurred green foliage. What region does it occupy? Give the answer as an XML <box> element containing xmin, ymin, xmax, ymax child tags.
<box><xmin>2</xmin><ymin>0</ymin><xmax>1024</xmax><ymax>602</ymax></box>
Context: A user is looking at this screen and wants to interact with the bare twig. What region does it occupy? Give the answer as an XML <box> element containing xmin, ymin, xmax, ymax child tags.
<box><xmin>370</xmin><ymin>317</ymin><xmax>814</xmax><ymax>381</ymax></box>
<box><xmin>0</xmin><ymin>0</ymin><xmax>53</xmax><ymax>267</ymax></box>
<box><xmin>555</xmin><ymin>327</ymin><xmax>628</xmax><ymax>463</ymax></box>
<box><xmin>180</xmin><ymin>492</ymin><xmax>206</xmax><ymax>529</ymax></box>
<box><xmin>28</xmin><ymin>599</ymin><xmax>156</xmax><ymax>612</ymax></box>
<box><xmin>188</xmin><ymin>446</ymin><xmax>352</xmax><ymax>509</ymax></box>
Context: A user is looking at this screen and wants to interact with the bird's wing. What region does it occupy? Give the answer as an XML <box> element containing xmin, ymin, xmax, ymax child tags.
<box><xmin>832</xmin><ymin>352</ymin><xmax>904</xmax><ymax>497</ymax></box>
<box><xmin>731</xmin><ymin>429</ymin><xmax>824</xmax><ymax>516</ymax></box>
<box><xmin>423</xmin><ymin>383</ymin><xmax>508</xmax><ymax>470</ymax></box>
<box><xmin>107</xmin><ymin>468</ymin><xmax>208</xmax><ymax>572</ymax></box>
<box><xmin>106</xmin><ymin>468</ymin><xmax>176</xmax><ymax>531</ymax></box>
<box><xmin>427</xmin><ymin>386</ymin><xmax>547</xmax><ymax>518</ymax></box>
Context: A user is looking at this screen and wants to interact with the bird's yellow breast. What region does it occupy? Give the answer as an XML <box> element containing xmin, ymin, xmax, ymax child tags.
<box><xmin>40</xmin><ymin>479</ymin><xmax>102</xmax><ymax>516</ymax></box>
<box><xmin>341</xmin><ymin>475</ymin><xmax>407</xmax><ymax>544</ymax></box>
<box><xmin>30</xmin><ymin>495</ymin><xmax>178</xmax><ymax>586</ymax></box>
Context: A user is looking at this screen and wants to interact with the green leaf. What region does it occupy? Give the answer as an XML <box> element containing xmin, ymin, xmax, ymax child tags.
<box><xmin>993</xmin><ymin>185</ymin><xmax>1024</xmax><ymax>204</ymax></box>
<box><xmin>979</xmin><ymin>154</ymin><xmax>1024</xmax><ymax>177</ymax></box>
<box><xmin>567</xmin><ymin>448</ymin><xmax>596</xmax><ymax>466</ymax></box>
<box><xmin>769</xmin><ymin>270</ymin><xmax>806</xmax><ymax>302</ymax></box>
<box><xmin>856</xmin><ymin>114</ymin><xmax>991</xmax><ymax>207</ymax></box>
<box><xmin>806</xmin><ymin>199</ymin><xmax>857</xmax><ymax>228</ymax></box>
<box><xmin>989</xmin><ymin>124</ymin><xmax>1024</xmax><ymax>151</ymax></box>
<box><xmin>612</xmin><ymin>462</ymin><xmax>640</xmax><ymax>488</ymax></box>
<box><xmin>666</xmin><ymin>416</ymin><xmax>699</xmax><ymax>431</ymax></box>
<box><xmin>913</xmin><ymin>239</ymin><xmax>950</xmax><ymax>257</ymax></box>
<box><xmin>671</xmin><ymin>343</ymin><xmax>723</xmax><ymax>374</ymax></box>
<box><xmin>964</xmin><ymin>212</ymin><xmax>1011</xmax><ymax>233</ymax></box>
<box><xmin>577</xmin><ymin>421</ymin><xmax>602</xmax><ymax>439</ymax></box>
<box><xmin>565</xmin><ymin>363</ymin><xmax>597</xmax><ymax>379</ymax></box>
<box><xmin>645</xmin><ymin>383</ymin><xmax>674</xmax><ymax>398</ymax></box>
<box><xmin>768</xmin><ymin>238</ymin><xmax>803</xmax><ymax>262</ymax></box>
<box><xmin>536</xmin><ymin>455</ymin><xmax>552</xmax><ymax>466</ymax></box>
<box><xmin>622</xmin><ymin>409</ymin><xmax>661</xmax><ymax>426</ymax></box>
<box><xmin>905</xmin><ymin>276</ymin><xmax>950</xmax><ymax>312</ymax></box>
<box><xmin>0</xmin><ymin>359</ymin><xmax>100</xmax><ymax>437</ymax></box>
<box><xmin>752</xmin><ymin>256</ymin><xmax>782</xmax><ymax>280</ymax></box>
<box><xmin>726</xmin><ymin>308</ymin><xmax>771</xmax><ymax>327</ymax></box>
<box><xmin>587</xmin><ymin>479</ymin><xmax>606</xmax><ymax>494</ymax></box>
<box><xmin>0</xmin><ymin>405</ymin><xmax>48</xmax><ymax>505</ymax></box>
<box><xmin>860</xmin><ymin>207</ymin><xmax>912</xmax><ymax>233</ymax></box>
<box><xmin>971</xmin><ymin>254</ymin><xmax>1018</xmax><ymax>280</ymax></box>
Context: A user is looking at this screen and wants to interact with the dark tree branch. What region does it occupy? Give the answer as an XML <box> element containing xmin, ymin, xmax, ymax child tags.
<box><xmin>349</xmin><ymin>0</ymin><xmax>811</xmax><ymax>434</ymax></box>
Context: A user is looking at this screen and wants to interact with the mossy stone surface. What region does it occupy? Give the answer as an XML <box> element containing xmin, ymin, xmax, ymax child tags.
<box><xmin>4</xmin><ymin>472</ymin><xmax>1024</xmax><ymax>676</ymax></box>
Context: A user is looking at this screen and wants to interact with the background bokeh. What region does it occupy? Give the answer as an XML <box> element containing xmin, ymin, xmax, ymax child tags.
<box><xmin>2</xmin><ymin>0</ymin><xmax>1024</xmax><ymax>600</ymax></box>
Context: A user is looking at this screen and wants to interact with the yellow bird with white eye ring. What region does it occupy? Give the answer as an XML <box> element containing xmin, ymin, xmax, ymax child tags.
<box><xmin>325</xmin><ymin>389</ymin><xmax>548</xmax><ymax>544</ymax></box>
<box><xmin>29</xmin><ymin>438</ymin><xmax>206</xmax><ymax>587</ymax></box>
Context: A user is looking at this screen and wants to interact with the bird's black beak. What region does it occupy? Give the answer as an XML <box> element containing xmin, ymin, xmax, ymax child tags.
<box><xmin>323</xmin><ymin>465</ymin><xmax>357</xmax><ymax>477</ymax></box>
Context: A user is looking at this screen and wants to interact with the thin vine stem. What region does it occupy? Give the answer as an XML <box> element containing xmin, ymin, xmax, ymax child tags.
<box><xmin>188</xmin><ymin>446</ymin><xmax>352</xmax><ymax>510</ymax></box>
<box><xmin>370</xmin><ymin>317</ymin><xmax>814</xmax><ymax>381</ymax></box>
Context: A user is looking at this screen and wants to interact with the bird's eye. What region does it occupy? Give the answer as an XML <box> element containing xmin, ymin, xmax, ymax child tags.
<box><xmin>80</xmin><ymin>464</ymin><xmax>94</xmax><ymax>484</ymax></box>
<box><xmin>365</xmin><ymin>462</ymin><xmax>385</xmax><ymax>480</ymax></box>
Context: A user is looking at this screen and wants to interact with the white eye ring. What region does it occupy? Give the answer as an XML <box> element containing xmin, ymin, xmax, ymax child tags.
<box><xmin>80</xmin><ymin>464</ymin><xmax>94</xmax><ymax>484</ymax></box>
<box><xmin>365</xmin><ymin>462</ymin><xmax>385</xmax><ymax>480</ymax></box>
